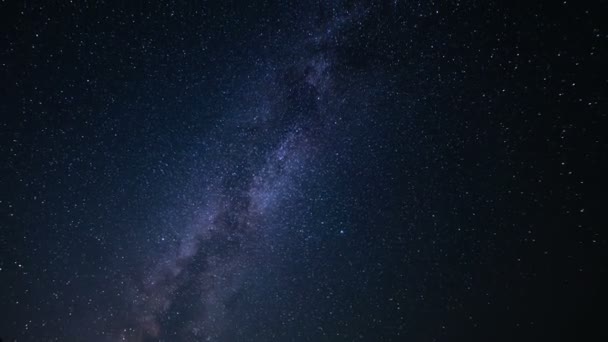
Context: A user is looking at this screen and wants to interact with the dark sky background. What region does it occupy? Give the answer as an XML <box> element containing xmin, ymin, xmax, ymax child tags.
<box><xmin>1</xmin><ymin>1</ymin><xmax>607</xmax><ymax>341</ymax></box>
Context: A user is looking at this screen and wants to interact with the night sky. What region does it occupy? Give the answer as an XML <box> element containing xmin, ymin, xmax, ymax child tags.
<box><xmin>1</xmin><ymin>1</ymin><xmax>607</xmax><ymax>341</ymax></box>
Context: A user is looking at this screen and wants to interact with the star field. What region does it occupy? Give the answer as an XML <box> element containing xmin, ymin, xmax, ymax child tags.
<box><xmin>1</xmin><ymin>1</ymin><xmax>607</xmax><ymax>341</ymax></box>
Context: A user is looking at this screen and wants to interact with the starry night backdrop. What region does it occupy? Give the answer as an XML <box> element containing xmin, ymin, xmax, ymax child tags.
<box><xmin>1</xmin><ymin>1</ymin><xmax>607</xmax><ymax>341</ymax></box>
